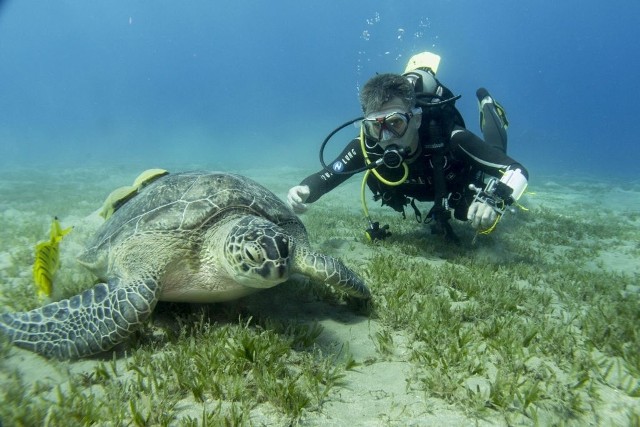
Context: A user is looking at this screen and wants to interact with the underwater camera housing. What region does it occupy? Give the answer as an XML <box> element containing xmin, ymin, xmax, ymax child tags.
<box><xmin>470</xmin><ymin>168</ymin><xmax>527</xmax><ymax>215</ymax></box>
<box><xmin>470</xmin><ymin>179</ymin><xmax>513</xmax><ymax>216</ymax></box>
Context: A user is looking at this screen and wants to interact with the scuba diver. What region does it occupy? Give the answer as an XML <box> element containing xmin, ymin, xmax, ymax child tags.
<box><xmin>287</xmin><ymin>52</ymin><xmax>529</xmax><ymax>244</ymax></box>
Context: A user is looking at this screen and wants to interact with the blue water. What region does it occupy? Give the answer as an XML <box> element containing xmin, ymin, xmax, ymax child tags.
<box><xmin>0</xmin><ymin>0</ymin><xmax>638</xmax><ymax>178</ymax></box>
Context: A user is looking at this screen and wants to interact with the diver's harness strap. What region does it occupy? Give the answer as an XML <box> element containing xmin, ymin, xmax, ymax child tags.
<box><xmin>411</xmin><ymin>70</ymin><xmax>463</xmax><ymax>244</ymax></box>
<box><xmin>410</xmin><ymin>198</ymin><xmax>422</xmax><ymax>222</ymax></box>
<box><xmin>424</xmin><ymin>116</ymin><xmax>460</xmax><ymax>245</ymax></box>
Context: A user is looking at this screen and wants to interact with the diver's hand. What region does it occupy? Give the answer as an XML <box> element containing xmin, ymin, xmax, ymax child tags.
<box><xmin>467</xmin><ymin>200</ymin><xmax>498</xmax><ymax>230</ymax></box>
<box><xmin>287</xmin><ymin>185</ymin><xmax>310</xmax><ymax>214</ymax></box>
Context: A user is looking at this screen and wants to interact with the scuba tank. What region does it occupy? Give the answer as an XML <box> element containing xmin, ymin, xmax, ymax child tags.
<box><xmin>402</xmin><ymin>52</ymin><xmax>463</xmax><ymax>244</ymax></box>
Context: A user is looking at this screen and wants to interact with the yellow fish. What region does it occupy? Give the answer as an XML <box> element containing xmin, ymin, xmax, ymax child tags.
<box><xmin>32</xmin><ymin>217</ymin><xmax>72</xmax><ymax>299</ymax></box>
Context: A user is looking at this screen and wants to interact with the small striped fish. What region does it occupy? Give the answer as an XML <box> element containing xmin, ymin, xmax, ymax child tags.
<box><xmin>32</xmin><ymin>217</ymin><xmax>72</xmax><ymax>299</ymax></box>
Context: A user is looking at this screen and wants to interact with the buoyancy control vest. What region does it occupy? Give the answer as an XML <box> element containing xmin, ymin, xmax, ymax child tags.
<box><xmin>366</xmin><ymin>67</ymin><xmax>466</xmax><ymax>242</ymax></box>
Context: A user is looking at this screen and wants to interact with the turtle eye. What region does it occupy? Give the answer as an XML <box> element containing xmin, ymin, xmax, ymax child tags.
<box><xmin>276</xmin><ymin>235</ymin><xmax>289</xmax><ymax>259</ymax></box>
<box><xmin>244</xmin><ymin>243</ymin><xmax>265</xmax><ymax>264</ymax></box>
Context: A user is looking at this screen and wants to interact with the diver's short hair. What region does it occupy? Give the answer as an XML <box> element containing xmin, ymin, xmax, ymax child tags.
<box><xmin>359</xmin><ymin>73</ymin><xmax>416</xmax><ymax>115</ymax></box>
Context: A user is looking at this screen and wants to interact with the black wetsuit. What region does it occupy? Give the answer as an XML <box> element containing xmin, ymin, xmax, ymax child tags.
<box><xmin>300</xmin><ymin>122</ymin><xmax>528</xmax><ymax>221</ymax></box>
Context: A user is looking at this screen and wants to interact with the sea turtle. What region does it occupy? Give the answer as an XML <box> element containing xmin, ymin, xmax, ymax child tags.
<box><xmin>0</xmin><ymin>171</ymin><xmax>370</xmax><ymax>359</ymax></box>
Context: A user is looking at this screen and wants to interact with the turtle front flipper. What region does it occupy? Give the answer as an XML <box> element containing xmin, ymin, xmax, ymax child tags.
<box><xmin>293</xmin><ymin>246</ymin><xmax>370</xmax><ymax>299</ymax></box>
<box><xmin>0</xmin><ymin>277</ymin><xmax>160</xmax><ymax>359</ymax></box>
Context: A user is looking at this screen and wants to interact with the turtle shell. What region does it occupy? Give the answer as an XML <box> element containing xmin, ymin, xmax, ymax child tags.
<box><xmin>79</xmin><ymin>171</ymin><xmax>305</xmax><ymax>267</ymax></box>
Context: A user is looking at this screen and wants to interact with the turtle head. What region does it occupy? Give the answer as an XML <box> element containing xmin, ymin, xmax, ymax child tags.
<box><xmin>223</xmin><ymin>216</ymin><xmax>291</xmax><ymax>288</ymax></box>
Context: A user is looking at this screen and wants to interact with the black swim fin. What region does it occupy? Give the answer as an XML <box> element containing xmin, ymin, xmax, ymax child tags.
<box><xmin>477</xmin><ymin>87</ymin><xmax>509</xmax><ymax>131</ymax></box>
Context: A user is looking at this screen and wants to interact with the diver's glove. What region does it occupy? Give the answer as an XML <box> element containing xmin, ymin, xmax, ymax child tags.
<box><xmin>287</xmin><ymin>185</ymin><xmax>310</xmax><ymax>214</ymax></box>
<box><xmin>467</xmin><ymin>200</ymin><xmax>498</xmax><ymax>230</ymax></box>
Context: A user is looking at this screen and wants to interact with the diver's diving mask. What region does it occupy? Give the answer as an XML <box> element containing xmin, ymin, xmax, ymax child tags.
<box><xmin>362</xmin><ymin>107</ymin><xmax>422</xmax><ymax>143</ymax></box>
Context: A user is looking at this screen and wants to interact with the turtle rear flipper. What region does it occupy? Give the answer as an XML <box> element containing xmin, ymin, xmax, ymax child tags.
<box><xmin>293</xmin><ymin>246</ymin><xmax>370</xmax><ymax>300</ymax></box>
<box><xmin>0</xmin><ymin>277</ymin><xmax>160</xmax><ymax>359</ymax></box>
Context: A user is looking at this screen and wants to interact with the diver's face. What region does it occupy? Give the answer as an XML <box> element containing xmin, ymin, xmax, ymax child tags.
<box><xmin>364</xmin><ymin>97</ymin><xmax>421</xmax><ymax>154</ymax></box>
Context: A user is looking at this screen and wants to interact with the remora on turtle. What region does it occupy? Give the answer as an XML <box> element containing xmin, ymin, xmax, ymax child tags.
<box><xmin>0</xmin><ymin>171</ymin><xmax>370</xmax><ymax>359</ymax></box>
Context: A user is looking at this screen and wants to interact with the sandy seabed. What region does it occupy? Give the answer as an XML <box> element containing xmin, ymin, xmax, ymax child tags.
<box><xmin>1</xmin><ymin>164</ymin><xmax>639</xmax><ymax>426</ymax></box>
